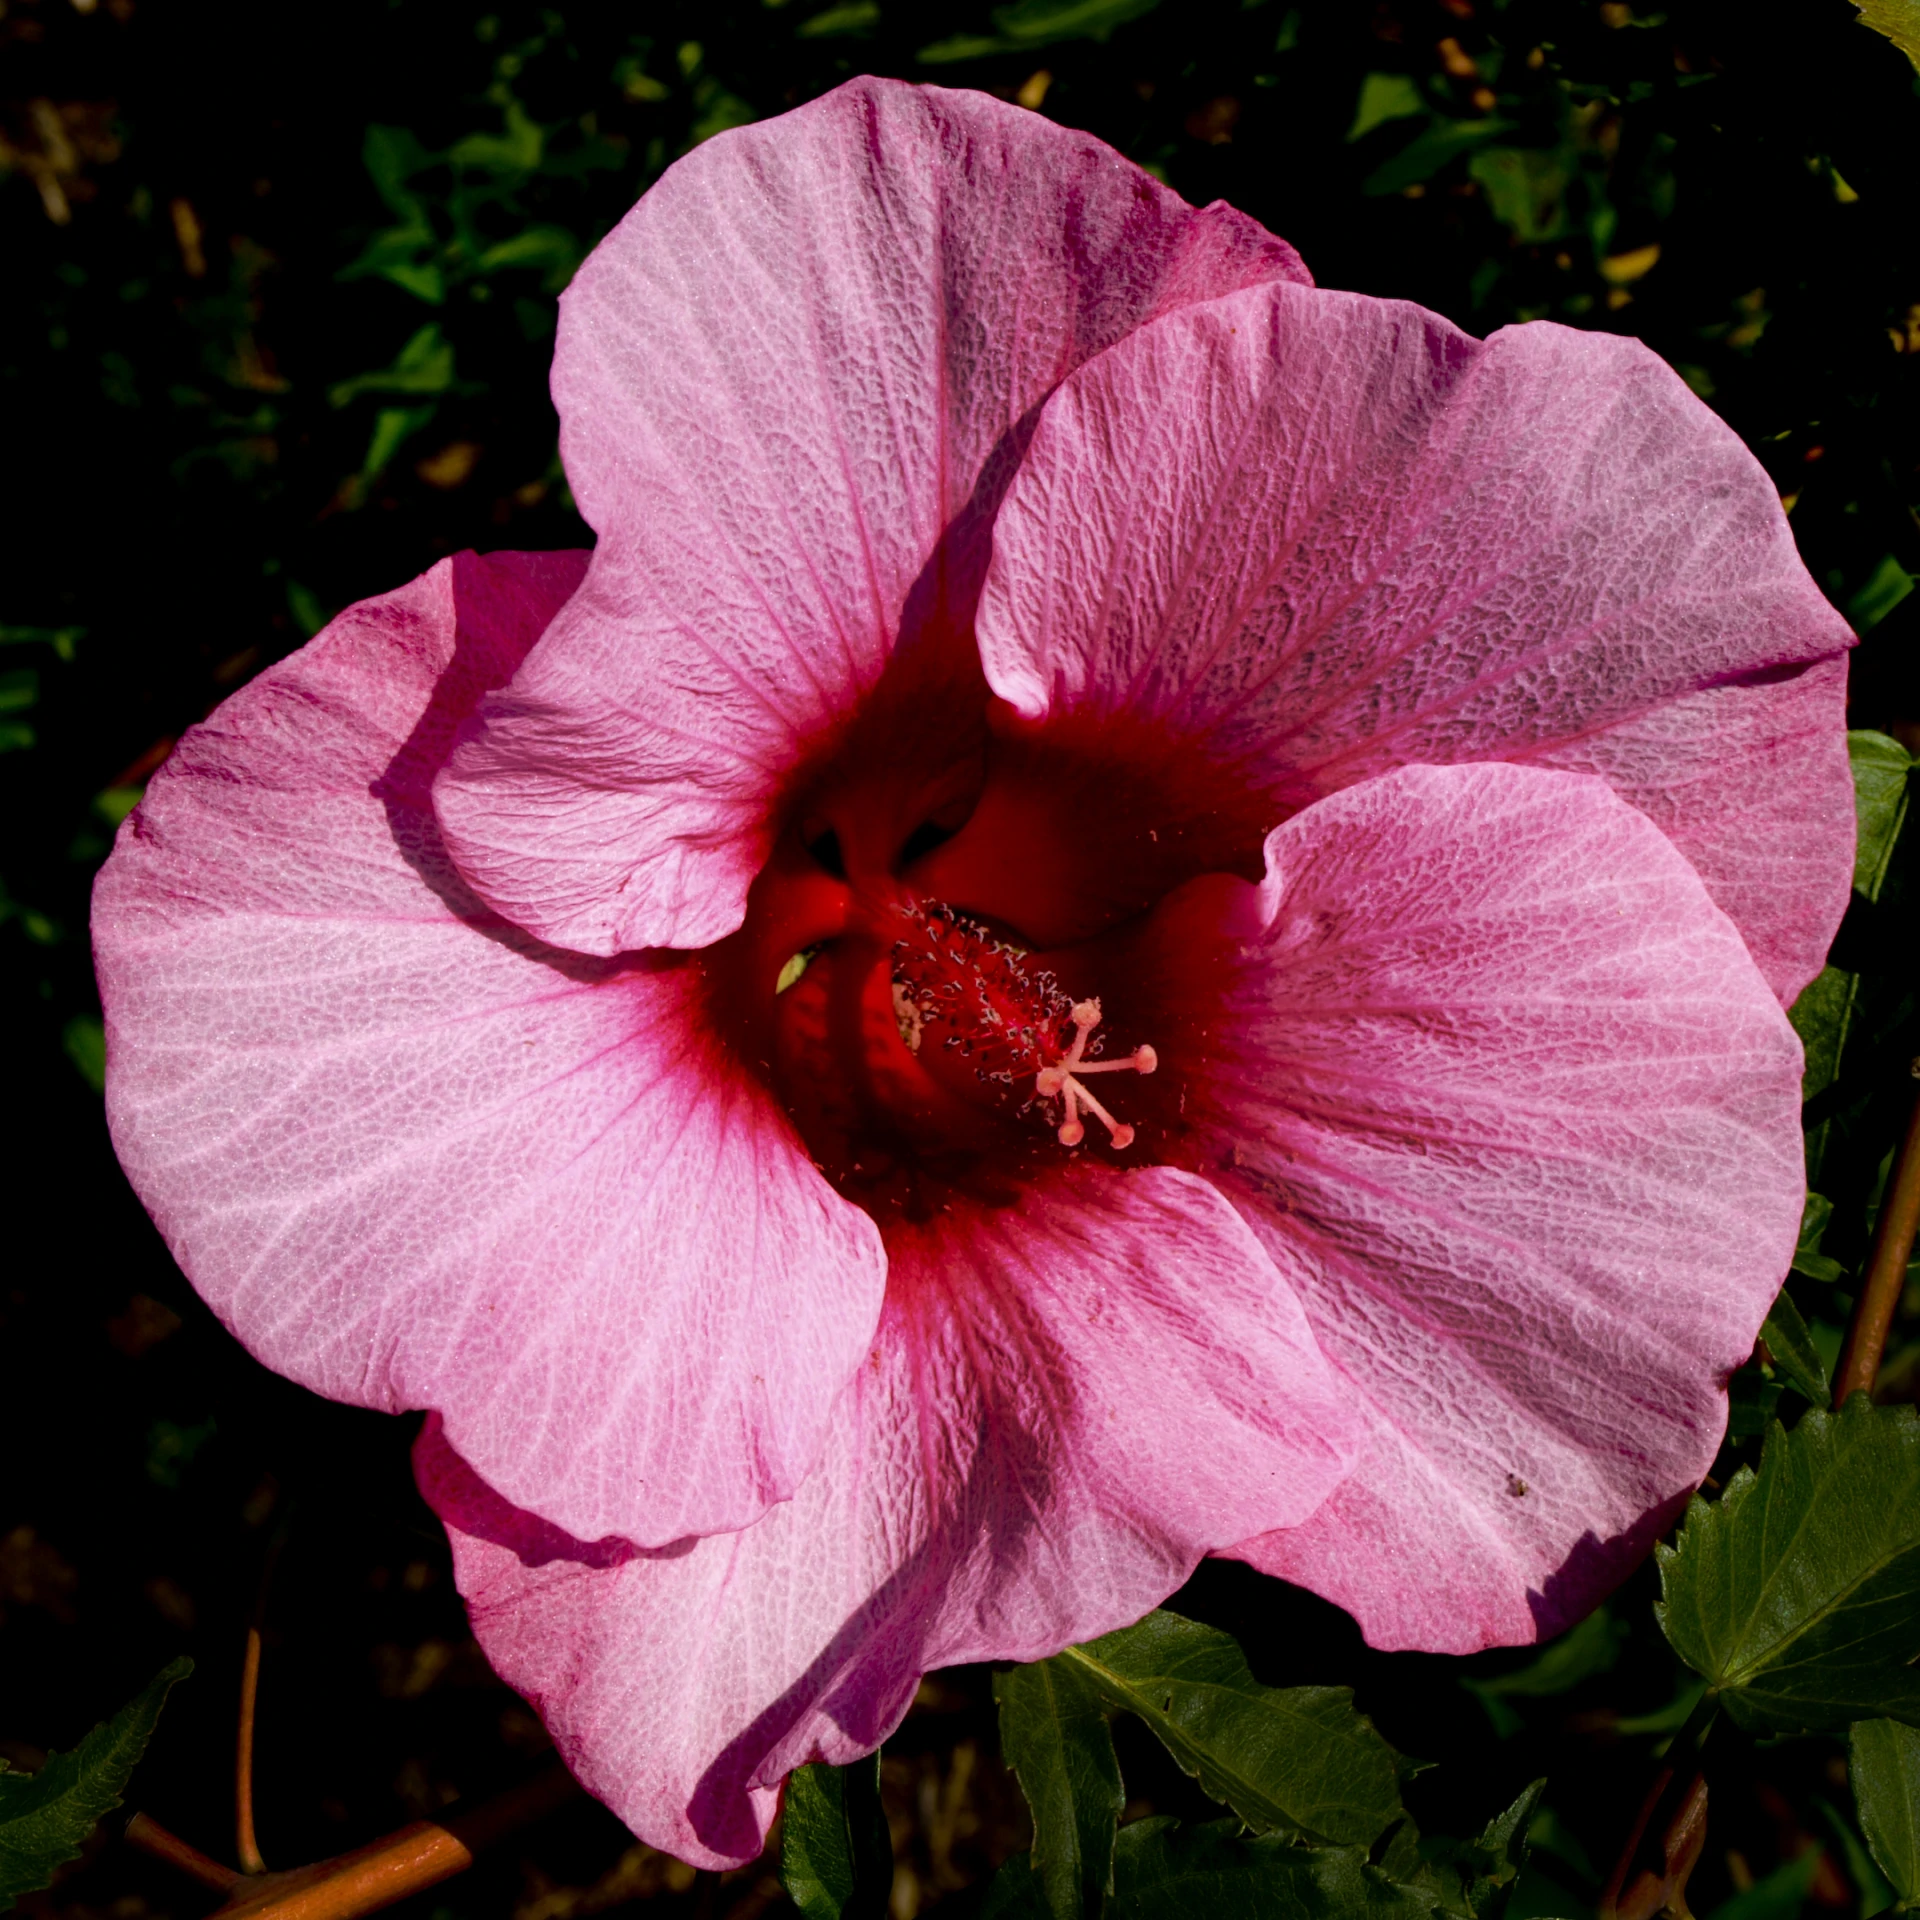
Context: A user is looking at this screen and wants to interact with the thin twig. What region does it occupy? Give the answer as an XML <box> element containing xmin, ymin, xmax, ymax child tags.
<box><xmin>236</xmin><ymin>1526</ymin><xmax>289</xmax><ymax>1875</ymax></box>
<box><xmin>235</xmin><ymin>1619</ymin><xmax>267</xmax><ymax>1874</ymax></box>
<box><xmin>125</xmin><ymin>1813</ymin><xmax>244</xmax><ymax>1895</ymax></box>
<box><xmin>1834</xmin><ymin>1065</ymin><xmax>1920</xmax><ymax>1402</ymax></box>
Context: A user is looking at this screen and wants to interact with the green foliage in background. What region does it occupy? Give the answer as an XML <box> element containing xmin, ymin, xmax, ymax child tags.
<box><xmin>5</xmin><ymin>1</ymin><xmax>1919</xmax><ymax>1915</ymax></box>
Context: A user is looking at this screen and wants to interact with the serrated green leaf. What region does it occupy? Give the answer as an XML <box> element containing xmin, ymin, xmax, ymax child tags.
<box><xmin>1854</xmin><ymin>0</ymin><xmax>1920</xmax><ymax>69</ymax></box>
<box><xmin>1656</xmin><ymin>1399</ymin><xmax>1920</xmax><ymax>1732</ymax></box>
<box><xmin>0</xmin><ymin>1658</ymin><xmax>191</xmax><ymax>1910</ymax></box>
<box><xmin>1761</xmin><ymin>1291</ymin><xmax>1832</xmax><ymax>1407</ymax></box>
<box><xmin>779</xmin><ymin>1756</ymin><xmax>892</xmax><ymax>1920</ymax></box>
<box><xmin>996</xmin><ymin>1658</ymin><xmax>1123</xmax><ymax>1920</ymax></box>
<box><xmin>1413</xmin><ymin>1780</ymin><xmax>1548</xmax><ymax>1920</ymax></box>
<box><xmin>1849</xmin><ymin>732</ymin><xmax>1913</xmax><ymax>903</ymax></box>
<box><xmin>1852</xmin><ymin>1719</ymin><xmax>1920</xmax><ymax>1905</ymax></box>
<box><xmin>1108</xmin><ymin>1819</ymin><xmax>1438</xmax><ymax>1920</ymax></box>
<box><xmin>1061</xmin><ymin>1612</ymin><xmax>1404</xmax><ymax>1846</ymax></box>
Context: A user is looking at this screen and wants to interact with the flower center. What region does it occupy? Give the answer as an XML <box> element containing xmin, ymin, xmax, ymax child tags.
<box><xmin>702</xmin><ymin>634</ymin><xmax>1275</xmax><ymax>1218</ymax></box>
<box><xmin>889</xmin><ymin>902</ymin><xmax>1158</xmax><ymax>1151</ymax></box>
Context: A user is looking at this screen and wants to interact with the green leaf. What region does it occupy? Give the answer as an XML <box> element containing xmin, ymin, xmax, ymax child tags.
<box><xmin>1060</xmin><ymin>1612</ymin><xmax>1404</xmax><ymax>1846</ymax></box>
<box><xmin>473</xmin><ymin>226</ymin><xmax>585</xmax><ymax>290</ymax></box>
<box><xmin>1656</xmin><ymin>1398</ymin><xmax>1920</xmax><ymax>1732</ymax></box>
<box><xmin>0</xmin><ymin>624</ymin><xmax>83</xmax><ymax>660</ymax></box>
<box><xmin>1464</xmin><ymin>1610</ymin><xmax>1626</xmax><ymax>1735</ymax></box>
<box><xmin>1848</xmin><ymin>557</ymin><xmax>1916</xmax><ymax>634</ymax></box>
<box><xmin>983</xmin><ymin>1852</ymin><xmax>1047</xmax><ymax>1920</ymax></box>
<box><xmin>994</xmin><ymin>0</ymin><xmax>1163</xmax><ymax>44</ymax></box>
<box><xmin>337</xmin><ymin>224</ymin><xmax>445</xmax><ymax>305</ymax></box>
<box><xmin>0</xmin><ymin>1658</ymin><xmax>192</xmax><ymax>1910</ymax></box>
<box><xmin>358</xmin><ymin>405</ymin><xmax>437</xmax><ymax>486</ymax></box>
<box><xmin>448</xmin><ymin>99</ymin><xmax>544</xmax><ymax>175</ymax></box>
<box><xmin>1814</xmin><ymin>1795</ymin><xmax>1895</xmax><ymax>1918</ymax></box>
<box><xmin>0</xmin><ymin>669</ymin><xmax>40</xmax><ymax>715</ymax></box>
<box><xmin>62</xmin><ymin>1015</ymin><xmax>105</xmax><ymax>1093</ymax></box>
<box><xmin>1413</xmin><ymin>1779</ymin><xmax>1548</xmax><ymax>1920</ymax></box>
<box><xmin>1794</xmin><ymin>1194</ymin><xmax>1846</xmax><ymax>1285</ymax></box>
<box><xmin>1848</xmin><ymin>731</ymin><xmax>1913</xmax><ymax>903</ymax></box>
<box><xmin>1790</xmin><ymin>966</ymin><xmax>1859</xmax><ymax>1103</ymax></box>
<box><xmin>328</xmin><ymin>323</ymin><xmax>457</xmax><ymax>408</ymax></box>
<box><xmin>1362</xmin><ymin>121</ymin><xmax>1513</xmax><ymax>196</ymax></box>
<box><xmin>1853</xmin><ymin>0</ymin><xmax>1920</xmax><ymax>71</ymax></box>
<box><xmin>996</xmin><ymin>1658</ymin><xmax>1124</xmax><ymax>1920</ymax></box>
<box><xmin>779</xmin><ymin>1756</ymin><xmax>892</xmax><ymax>1920</ymax></box>
<box><xmin>918</xmin><ymin>0</ymin><xmax>1159</xmax><ymax>58</ymax></box>
<box><xmin>1347</xmin><ymin>74</ymin><xmax>1426</xmax><ymax>141</ymax></box>
<box><xmin>797</xmin><ymin>1</ymin><xmax>882</xmax><ymax>35</ymax></box>
<box><xmin>1701</xmin><ymin>1850</ymin><xmax>1819</xmax><ymax>1920</ymax></box>
<box><xmin>1467</xmin><ymin>147</ymin><xmax>1572</xmax><ymax>243</ymax></box>
<box><xmin>361</xmin><ymin>124</ymin><xmax>438</xmax><ymax>216</ymax></box>
<box><xmin>1852</xmin><ymin>1719</ymin><xmax>1920</xmax><ymax>1906</ymax></box>
<box><xmin>1760</xmin><ymin>1291</ymin><xmax>1831</xmax><ymax>1407</ymax></box>
<box><xmin>1108</xmin><ymin>1819</ymin><xmax>1438</xmax><ymax>1920</ymax></box>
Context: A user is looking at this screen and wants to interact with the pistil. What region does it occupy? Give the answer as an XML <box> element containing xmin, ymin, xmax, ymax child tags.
<box><xmin>1034</xmin><ymin>999</ymin><xmax>1157</xmax><ymax>1150</ymax></box>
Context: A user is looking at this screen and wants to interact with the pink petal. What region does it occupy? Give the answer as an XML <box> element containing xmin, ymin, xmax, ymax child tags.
<box><xmin>417</xmin><ymin>1161</ymin><xmax>1357</xmax><ymax>1866</ymax></box>
<box><xmin>977</xmin><ymin>280</ymin><xmax>1854</xmax><ymax>1003</ymax></box>
<box><xmin>432</xmin><ymin>77</ymin><xmax>1309</xmax><ymax>956</ymax></box>
<box><xmin>94</xmin><ymin>552</ymin><xmax>887</xmax><ymax>1548</ymax></box>
<box><xmin>1153</xmin><ymin>759</ymin><xmax>1802</xmax><ymax>1651</ymax></box>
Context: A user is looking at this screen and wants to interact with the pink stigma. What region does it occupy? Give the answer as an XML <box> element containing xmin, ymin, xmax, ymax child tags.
<box><xmin>1035</xmin><ymin>999</ymin><xmax>1157</xmax><ymax>1152</ymax></box>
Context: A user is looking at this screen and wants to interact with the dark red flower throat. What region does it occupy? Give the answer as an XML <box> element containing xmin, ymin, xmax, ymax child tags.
<box><xmin>710</xmin><ymin>636</ymin><xmax>1275</xmax><ymax>1220</ymax></box>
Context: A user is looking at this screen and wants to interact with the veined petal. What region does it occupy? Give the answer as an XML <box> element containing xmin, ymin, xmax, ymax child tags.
<box><xmin>417</xmin><ymin>1161</ymin><xmax>1357</xmax><ymax>1866</ymax></box>
<box><xmin>433</xmin><ymin>77</ymin><xmax>1309</xmax><ymax>957</ymax></box>
<box><xmin>978</xmin><ymin>279</ymin><xmax>1853</xmax><ymax>1003</ymax></box>
<box><xmin>1146</xmin><ymin>760</ymin><xmax>1803</xmax><ymax>1651</ymax></box>
<box><xmin>93</xmin><ymin>552</ymin><xmax>887</xmax><ymax>1549</ymax></box>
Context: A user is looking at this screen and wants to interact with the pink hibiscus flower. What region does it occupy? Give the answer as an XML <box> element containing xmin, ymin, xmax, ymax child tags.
<box><xmin>94</xmin><ymin>79</ymin><xmax>1852</xmax><ymax>1868</ymax></box>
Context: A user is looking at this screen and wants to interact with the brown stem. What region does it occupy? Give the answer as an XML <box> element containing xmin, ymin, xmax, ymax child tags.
<box><xmin>1603</xmin><ymin>1772</ymin><xmax>1709</xmax><ymax>1920</ymax></box>
<box><xmin>235</xmin><ymin>1619</ymin><xmax>267</xmax><ymax>1875</ymax></box>
<box><xmin>126</xmin><ymin>1764</ymin><xmax>580</xmax><ymax>1920</ymax></box>
<box><xmin>1834</xmin><ymin>1065</ymin><xmax>1920</xmax><ymax>1403</ymax></box>
<box><xmin>236</xmin><ymin>1529</ymin><xmax>288</xmax><ymax>1875</ymax></box>
<box><xmin>125</xmin><ymin>1814</ymin><xmax>244</xmax><ymax>1895</ymax></box>
<box><xmin>1600</xmin><ymin>1693</ymin><xmax>1717</xmax><ymax>1920</ymax></box>
<box><xmin>210</xmin><ymin>1765</ymin><xmax>582</xmax><ymax>1920</ymax></box>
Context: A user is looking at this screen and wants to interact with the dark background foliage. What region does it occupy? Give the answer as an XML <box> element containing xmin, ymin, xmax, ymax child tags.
<box><xmin>3</xmin><ymin>0</ymin><xmax>1916</xmax><ymax>1915</ymax></box>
